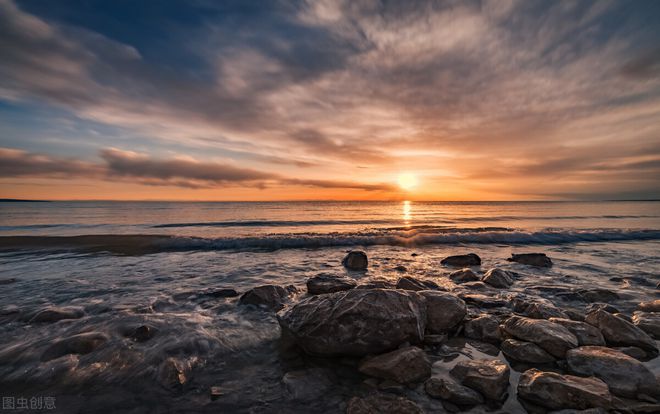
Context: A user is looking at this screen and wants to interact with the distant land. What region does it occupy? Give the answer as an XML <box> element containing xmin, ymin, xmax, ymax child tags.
<box><xmin>0</xmin><ymin>199</ymin><xmax>49</xmax><ymax>202</ymax></box>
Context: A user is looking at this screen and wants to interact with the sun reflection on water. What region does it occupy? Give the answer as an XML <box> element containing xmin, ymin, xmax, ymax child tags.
<box><xmin>402</xmin><ymin>200</ymin><xmax>412</xmax><ymax>224</ymax></box>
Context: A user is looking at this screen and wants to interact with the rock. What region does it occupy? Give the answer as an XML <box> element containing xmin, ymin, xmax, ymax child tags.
<box><xmin>507</xmin><ymin>253</ymin><xmax>552</xmax><ymax>267</ymax></box>
<box><xmin>632</xmin><ymin>311</ymin><xmax>660</xmax><ymax>338</ymax></box>
<box><xmin>201</xmin><ymin>288</ymin><xmax>239</xmax><ymax>298</ymax></box>
<box><xmin>613</xmin><ymin>312</ymin><xmax>632</xmax><ymax>323</ymax></box>
<box><xmin>586</xmin><ymin>303</ymin><xmax>619</xmax><ymax>314</ymax></box>
<box><xmin>449</xmin><ymin>268</ymin><xmax>480</xmax><ymax>283</ymax></box>
<box><xmin>423</xmin><ymin>333</ymin><xmax>448</xmax><ymax>346</ymax></box>
<box><xmin>464</xmin><ymin>315</ymin><xmax>503</xmax><ymax>343</ymax></box>
<box><xmin>306</xmin><ymin>274</ymin><xmax>357</xmax><ymax>295</ymax></box>
<box><xmin>501</xmin><ymin>339</ymin><xmax>555</xmax><ymax>363</ymax></box>
<box><xmin>342</xmin><ymin>251</ymin><xmax>368</xmax><ymax>270</ymax></box>
<box><xmin>512</xmin><ymin>298</ymin><xmax>568</xmax><ymax>319</ymax></box>
<box><xmin>29</xmin><ymin>306</ymin><xmax>85</xmax><ymax>323</ymax></box>
<box><xmin>126</xmin><ymin>324</ymin><xmax>157</xmax><ymax>342</ymax></box>
<box><xmin>41</xmin><ymin>332</ymin><xmax>108</xmax><ymax>361</ymax></box>
<box><xmin>157</xmin><ymin>357</ymin><xmax>190</xmax><ymax>389</ymax></box>
<box><xmin>584</xmin><ymin>309</ymin><xmax>658</xmax><ymax>355</ymax></box>
<box><xmin>548</xmin><ymin>318</ymin><xmax>605</xmax><ymax>346</ymax></box>
<box><xmin>394</xmin><ymin>265</ymin><xmax>407</xmax><ymax>272</ymax></box>
<box><xmin>517</xmin><ymin>368</ymin><xmax>612</xmax><ymax>410</ymax></box>
<box><xmin>346</xmin><ymin>393</ymin><xmax>424</xmax><ymax>414</ymax></box>
<box><xmin>356</xmin><ymin>279</ymin><xmax>396</xmax><ymax>290</ymax></box>
<box><xmin>441</xmin><ymin>253</ymin><xmax>481</xmax><ymax>267</ymax></box>
<box><xmin>282</xmin><ymin>368</ymin><xmax>332</xmax><ymax>401</ymax></box>
<box><xmin>420</xmin><ymin>291</ymin><xmax>466</xmax><ymax>333</ymax></box>
<box><xmin>482</xmin><ymin>268</ymin><xmax>514</xmax><ymax>288</ymax></box>
<box><xmin>461</xmin><ymin>281</ymin><xmax>488</xmax><ymax>290</ymax></box>
<box><xmin>614</xmin><ymin>346</ymin><xmax>648</xmax><ymax>360</ymax></box>
<box><xmin>278</xmin><ymin>289</ymin><xmax>426</xmax><ymax>356</ymax></box>
<box><xmin>501</xmin><ymin>316</ymin><xmax>578</xmax><ymax>358</ymax></box>
<box><xmin>396</xmin><ymin>276</ymin><xmax>440</xmax><ymax>291</ymax></box>
<box><xmin>637</xmin><ymin>299</ymin><xmax>660</xmax><ymax>312</ymax></box>
<box><xmin>358</xmin><ymin>346</ymin><xmax>431</xmax><ymax>384</ymax></box>
<box><xmin>450</xmin><ymin>359</ymin><xmax>510</xmax><ymax>400</ymax></box>
<box><xmin>566</xmin><ymin>346</ymin><xmax>660</xmax><ymax>398</ymax></box>
<box><xmin>578</xmin><ymin>289</ymin><xmax>619</xmax><ymax>303</ymax></box>
<box><xmin>459</xmin><ymin>294</ymin><xmax>507</xmax><ymax>308</ymax></box>
<box><xmin>425</xmin><ymin>375</ymin><xmax>484</xmax><ymax>406</ymax></box>
<box><xmin>239</xmin><ymin>285</ymin><xmax>288</xmax><ymax>311</ymax></box>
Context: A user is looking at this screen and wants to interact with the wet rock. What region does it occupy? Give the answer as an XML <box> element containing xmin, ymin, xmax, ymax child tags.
<box><xmin>507</xmin><ymin>253</ymin><xmax>552</xmax><ymax>267</ymax></box>
<box><xmin>501</xmin><ymin>339</ymin><xmax>555</xmax><ymax>363</ymax></box>
<box><xmin>201</xmin><ymin>288</ymin><xmax>239</xmax><ymax>298</ymax></box>
<box><xmin>394</xmin><ymin>265</ymin><xmax>407</xmax><ymax>272</ymax></box>
<box><xmin>355</xmin><ymin>279</ymin><xmax>396</xmax><ymax>290</ymax></box>
<box><xmin>577</xmin><ymin>289</ymin><xmax>619</xmax><ymax>303</ymax></box>
<box><xmin>513</xmin><ymin>299</ymin><xmax>568</xmax><ymax>319</ymax></box>
<box><xmin>30</xmin><ymin>306</ymin><xmax>85</xmax><ymax>323</ymax></box>
<box><xmin>586</xmin><ymin>303</ymin><xmax>619</xmax><ymax>314</ymax></box>
<box><xmin>425</xmin><ymin>375</ymin><xmax>484</xmax><ymax>406</ymax></box>
<box><xmin>41</xmin><ymin>332</ymin><xmax>108</xmax><ymax>361</ymax></box>
<box><xmin>501</xmin><ymin>316</ymin><xmax>578</xmax><ymax>358</ymax></box>
<box><xmin>482</xmin><ymin>268</ymin><xmax>514</xmax><ymax>288</ymax></box>
<box><xmin>441</xmin><ymin>253</ymin><xmax>481</xmax><ymax>267</ymax></box>
<box><xmin>461</xmin><ymin>281</ymin><xmax>488</xmax><ymax>290</ymax></box>
<box><xmin>564</xmin><ymin>309</ymin><xmax>586</xmax><ymax>321</ymax></box>
<box><xmin>613</xmin><ymin>312</ymin><xmax>632</xmax><ymax>323</ymax></box>
<box><xmin>306</xmin><ymin>274</ymin><xmax>357</xmax><ymax>295</ymax></box>
<box><xmin>396</xmin><ymin>276</ymin><xmax>440</xmax><ymax>291</ymax></box>
<box><xmin>584</xmin><ymin>309</ymin><xmax>658</xmax><ymax>355</ymax></box>
<box><xmin>239</xmin><ymin>285</ymin><xmax>288</xmax><ymax>311</ymax></box>
<box><xmin>278</xmin><ymin>289</ymin><xmax>426</xmax><ymax>356</ymax></box>
<box><xmin>637</xmin><ymin>299</ymin><xmax>660</xmax><ymax>312</ymax></box>
<box><xmin>632</xmin><ymin>311</ymin><xmax>660</xmax><ymax>338</ymax></box>
<box><xmin>614</xmin><ymin>346</ymin><xmax>648</xmax><ymax>360</ymax></box>
<box><xmin>420</xmin><ymin>291</ymin><xmax>466</xmax><ymax>333</ymax></box>
<box><xmin>342</xmin><ymin>251</ymin><xmax>368</xmax><ymax>270</ymax></box>
<box><xmin>548</xmin><ymin>318</ymin><xmax>605</xmax><ymax>346</ymax></box>
<box><xmin>157</xmin><ymin>357</ymin><xmax>190</xmax><ymax>389</ymax></box>
<box><xmin>517</xmin><ymin>368</ymin><xmax>612</xmax><ymax>410</ymax></box>
<box><xmin>423</xmin><ymin>333</ymin><xmax>448</xmax><ymax>346</ymax></box>
<box><xmin>282</xmin><ymin>368</ymin><xmax>332</xmax><ymax>401</ymax></box>
<box><xmin>459</xmin><ymin>293</ymin><xmax>507</xmax><ymax>308</ymax></box>
<box><xmin>449</xmin><ymin>358</ymin><xmax>510</xmax><ymax>400</ymax></box>
<box><xmin>358</xmin><ymin>346</ymin><xmax>431</xmax><ymax>384</ymax></box>
<box><xmin>346</xmin><ymin>393</ymin><xmax>424</xmax><ymax>414</ymax></box>
<box><xmin>566</xmin><ymin>346</ymin><xmax>660</xmax><ymax>399</ymax></box>
<box><xmin>449</xmin><ymin>268</ymin><xmax>480</xmax><ymax>283</ymax></box>
<box><xmin>126</xmin><ymin>324</ymin><xmax>157</xmax><ymax>342</ymax></box>
<box><xmin>464</xmin><ymin>315</ymin><xmax>503</xmax><ymax>343</ymax></box>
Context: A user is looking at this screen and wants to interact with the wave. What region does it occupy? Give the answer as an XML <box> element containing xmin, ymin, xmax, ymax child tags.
<box><xmin>152</xmin><ymin>219</ymin><xmax>400</xmax><ymax>228</ymax></box>
<box><xmin>1</xmin><ymin>228</ymin><xmax>659</xmax><ymax>255</ymax></box>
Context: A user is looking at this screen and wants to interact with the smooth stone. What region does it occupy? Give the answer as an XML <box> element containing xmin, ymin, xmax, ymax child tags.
<box><xmin>482</xmin><ymin>268</ymin><xmax>514</xmax><ymax>288</ymax></box>
<box><xmin>355</xmin><ymin>279</ymin><xmax>396</xmax><ymax>290</ymax></box>
<box><xmin>342</xmin><ymin>251</ymin><xmax>368</xmax><ymax>270</ymax></box>
<box><xmin>282</xmin><ymin>368</ymin><xmax>332</xmax><ymax>401</ymax></box>
<box><xmin>584</xmin><ymin>309</ymin><xmax>658</xmax><ymax>355</ymax></box>
<box><xmin>517</xmin><ymin>368</ymin><xmax>612</xmax><ymax>410</ymax></box>
<box><xmin>513</xmin><ymin>299</ymin><xmax>568</xmax><ymax>319</ymax></box>
<box><xmin>450</xmin><ymin>359</ymin><xmax>510</xmax><ymax>400</ymax></box>
<box><xmin>239</xmin><ymin>285</ymin><xmax>288</xmax><ymax>311</ymax></box>
<box><xmin>30</xmin><ymin>306</ymin><xmax>85</xmax><ymax>323</ymax></box>
<box><xmin>41</xmin><ymin>332</ymin><xmax>108</xmax><ymax>361</ymax></box>
<box><xmin>396</xmin><ymin>276</ymin><xmax>440</xmax><ymax>291</ymax></box>
<box><xmin>157</xmin><ymin>357</ymin><xmax>190</xmax><ymax>389</ymax></box>
<box><xmin>614</xmin><ymin>346</ymin><xmax>648</xmax><ymax>360</ymax></box>
<box><xmin>459</xmin><ymin>294</ymin><xmax>507</xmax><ymax>308</ymax></box>
<box><xmin>346</xmin><ymin>393</ymin><xmax>424</xmax><ymax>414</ymax></box>
<box><xmin>461</xmin><ymin>281</ymin><xmax>488</xmax><ymax>290</ymax></box>
<box><xmin>425</xmin><ymin>375</ymin><xmax>484</xmax><ymax>406</ymax></box>
<box><xmin>449</xmin><ymin>268</ymin><xmax>480</xmax><ymax>283</ymax></box>
<box><xmin>358</xmin><ymin>346</ymin><xmax>431</xmax><ymax>384</ymax></box>
<box><xmin>306</xmin><ymin>274</ymin><xmax>357</xmax><ymax>295</ymax></box>
<box><xmin>632</xmin><ymin>311</ymin><xmax>660</xmax><ymax>339</ymax></box>
<box><xmin>508</xmin><ymin>253</ymin><xmax>552</xmax><ymax>267</ymax></box>
<box><xmin>566</xmin><ymin>346</ymin><xmax>660</xmax><ymax>398</ymax></box>
<box><xmin>420</xmin><ymin>291</ymin><xmax>466</xmax><ymax>333</ymax></box>
<box><xmin>548</xmin><ymin>318</ymin><xmax>606</xmax><ymax>346</ymax></box>
<box><xmin>464</xmin><ymin>315</ymin><xmax>503</xmax><ymax>343</ymax></box>
<box><xmin>501</xmin><ymin>339</ymin><xmax>555</xmax><ymax>363</ymax></box>
<box><xmin>577</xmin><ymin>289</ymin><xmax>619</xmax><ymax>303</ymax></box>
<box><xmin>278</xmin><ymin>289</ymin><xmax>426</xmax><ymax>356</ymax></box>
<box><xmin>637</xmin><ymin>299</ymin><xmax>660</xmax><ymax>312</ymax></box>
<box><xmin>441</xmin><ymin>253</ymin><xmax>481</xmax><ymax>267</ymax></box>
<box><xmin>501</xmin><ymin>316</ymin><xmax>578</xmax><ymax>358</ymax></box>
<box><xmin>586</xmin><ymin>303</ymin><xmax>619</xmax><ymax>314</ymax></box>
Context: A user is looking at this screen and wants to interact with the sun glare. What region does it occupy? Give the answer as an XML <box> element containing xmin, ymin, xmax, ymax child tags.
<box><xmin>397</xmin><ymin>173</ymin><xmax>418</xmax><ymax>191</ymax></box>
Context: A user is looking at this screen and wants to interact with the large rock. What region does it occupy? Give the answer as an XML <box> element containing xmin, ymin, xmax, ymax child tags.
<box><xmin>306</xmin><ymin>274</ymin><xmax>356</xmax><ymax>295</ymax></box>
<box><xmin>358</xmin><ymin>346</ymin><xmax>431</xmax><ymax>384</ymax></box>
<box><xmin>346</xmin><ymin>393</ymin><xmax>423</xmax><ymax>414</ymax></box>
<box><xmin>464</xmin><ymin>315</ymin><xmax>503</xmax><ymax>343</ymax></box>
<box><xmin>482</xmin><ymin>268</ymin><xmax>514</xmax><ymax>288</ymax></box>
<box><xmin>449</xmin><ymin>359</ymin><xmax>510</xmax><ymax>400</ymax></box>
<box><xmin>507</xmin><ymin>253</ymin><xmax>552</xmax><ymax>267</ymax></box>
<box><xmin>501</xmin><ymin>316</ymin><xmax>578</xmax><ymax>358</ymax></box>
<box><xmin>449</xmin><ymin>268</ymin><xmax>480</xmax><ymax>283</ymax></box>
<box><xmin>566</xmin><ymin>346</ymin><xmax>660</xmax><ymax>398</ymax></box>
<box><xmin>632</xmin><ymin>311</ymin><xmax>660</xmax><ymax>339</ymax></box>
<box><xmin>548</xmin><ymin>318</ymin><xmax>606</xmax><ymax>346</ymax></box>
<box><xmin>517</xmin><ymin>368</ymin><xmax>612</xmax><ymax>410</ymax></box>
<box><xmin>501</xmin><ymin>339</ymin><xmax>555</xmax><ymax>363</ymax></box>
<box><xmin>441</xmin><ymin>253</ymin><xmax>481</xmax><ymax>267</ymax></box>
<box><xmin>420</xmin><ymin>291</ymin><xmax>466</xmax><ymax>333</ymax></box>
<box><xmin>29</xmin><ymin>306</ymin><xmax>85</xmax><ymax>323</ymax></box>
<box><xmin>425</xmin><ymin>375</ymin><xmax>484</xmax><ymax>406</ymax></box>
<box><xmin>278</xmin><ymin>289</ymin><xmax>426</xmax><ymax>356</ymax></box>
<box><xmin>41</xmin><ymin>332</ymin><xmax>108</xmax><ymax>361</ymax></box>
<box><xmin>637</xmin><ymin>299</ymin><xmax>660</xmax><ymax>312</ymax></box>
<box><xmin>239</xmin><ymin>285</ymin><xmax>288</xmax><ymax>311</ymax></box>
<box><xmin>584</xmin><ymin>309</ymin><xmax>658</xmax><ymax>355</ymax></box>
<box><xmin>396</xmin><ymin>276</ymin><xmax>439</xmax><ymax>291</ymax></box>
<box><xmin>512</xmin><ymin>298</ymin><xmax>568</xmax><ymax>319</ymax></box>
<box><xmin>342</xmin><ymin>251</ymin><xmax>368</xmax><ymax>270</ymax></box>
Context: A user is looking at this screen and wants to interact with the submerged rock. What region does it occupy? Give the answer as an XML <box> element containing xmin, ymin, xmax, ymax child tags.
<box><xmin>449</xmin><ymin>268</ymin><xmax>480</xmax><ymax>283</ymax></box>
<box><xmin>577</xmin><ymin>289</ymin><xmax>619</xmax><ymax>303</ymax></box>
<box><xmin>30</xmin><ymin>306</ymin><xmax>85</xmax><ymax>323</ymax></box>
<box><xmin>584</xmin><ymin>309</ymin><xmax>658</xmax><ymax>355</ymax></box>
<box><xmin>282</xmin><ymin>368</ymin><xmax>332</xmax><ymax>401</ymax></box>
<box><xmin>125</xmin><ymin>324</ymin><xmax>157</xmax><ymax>342</ymax></box>
<box><xmin>278</xmin><ymin>289</ymin><xmax>426</xmax><ymax>356</ymax></box>
<box><xmin>482</xmin><ymin>268</ymin><xmax>514</xmax><ymax>288</ymax></box>
<box><xmin>157</xmin><ymin>357</ymin><xmax>190</xmax><ymax>389</ymax></box>
<box><xmin>41</xmin><ymin>332</ymin><xmax>108</xmax><ymax>361</ymax></box>
<box><xmin>306</xmin><ymin>274</ymin><xmax>357</xmax><ymax>295</ymax></box>
<box><xmin>517</xmin><ymin>368</ymin><xmax>612</xmax><ymax>410</ymax></box>
<box><xmin>548</xmin><ymin>318</ymin><xmax>605</xmax><ymax>346</ymax></box>
<box><xmin>632</xmin><ymin>311</ymin><xmax>660</xmax><ymax>339</ymax></box>
<box><xmin>459</xmin><ymin>293</ymin><xmax>507</xmax><ymax>308</ymax></box>
<box><xmin>441</xmin><ymin>253</ymin><xmax>481</xmax><ymax>267</ymax></box>
<box><xmin>358</xmin><ymin>346</ymin><xmax>431</xmax><ymax>384</ymax></box>
<box><xmin>501</xmin><ymin>339</ymin><xmax>555</xmax><ymax>363</ymax></box>
<box><xmin>507</xmin><ymin>253</ymin><xmax>552</xmax><ymax>267</ymax></box>
<box><xmin>637</xmin><ymin>299</ymin><xmax>660</xmax><ymax>312</ymax></box>
<box><xmin>501</xmin><ymin>316</ymin><xmax>578</xmax><ymax>358</ymax></box>
<box><xmin>346</xmin><ymin>393</ymin><xmax>424</xmax><ymax>414</ymax></box>
<box><xmin>342</xmin><ymin>251</ymin><xmax>368</xmax><ymax>270</ymax></box>
<box><xmin>450</xmin><ymin>359</ymin><xmax>510</xmax><ymax>400</ymax></box>
<box><xmin>464</xmin><ymin>315</ymin><xmax>503</xmax><ymax>343</ymax></box>
<box><xmin>425</xmin><ymin>375</ymin><xmax>484</xmax><ymax>406</ymax></box>
<box><xmin>355</xmin><ymin>279</ymin><xmax>396</xmax><ymax>290</ymax></box>
<box><xmin>396</xmin><ymin>276</ymin><xmax>440</xmax><ymax>291</ymax></box>
<box><xmin>420</xmin><ymin>291</ymin><xmax>466</xmax><ymax>333</ymax></box>
<box><xmin>239</xmin><ymin>285</ymin><xmax>288</xmax><ymax>311</ymax></box>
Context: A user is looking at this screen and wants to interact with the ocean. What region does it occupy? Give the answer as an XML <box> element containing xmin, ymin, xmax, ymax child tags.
<box><xmin>0</xmin><ymin>200</ymin><xmax>659</xmax><ymax>413</ymax></box>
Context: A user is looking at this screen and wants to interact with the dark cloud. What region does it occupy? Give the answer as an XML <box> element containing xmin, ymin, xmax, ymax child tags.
<box><xmin>0</xmin><ymin>147</ymin><xmax>102</xmax><ymax>177</ymax></box>
<box><xmin>621</xmin><ymin>47</ymin><xmax>660</xmax><ymax>79</ymax></box>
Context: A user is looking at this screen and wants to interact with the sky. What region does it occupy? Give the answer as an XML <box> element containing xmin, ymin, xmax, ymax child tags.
<box><xmin>0</xmin><ymin>0</ymin><xmax>659</xmax><ymax>201</ymax></box>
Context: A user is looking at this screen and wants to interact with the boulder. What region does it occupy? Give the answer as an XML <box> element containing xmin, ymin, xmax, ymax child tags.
<box><xmin>306</xmin><ymin>274</ymin><xmax>357</xmax><ymax>295</ymax></box>
<box><xmin>239</xmin><ymin>285</ymin><xmax>288</xmax><ymax>311</ymax></box>
<box><xmin>420</xmin><ymin>291</ymin><xmax>466</xmax><ymax>333</ymax></box>
<box><xmin>441</xmin><ymin>253</ymin><xmax>481</xmax><ymax>267</ymax></box>
<box><xmin>584</xmin><ymin>309</ymin><xmax>658</xmax><ymax>355</ymax></box>
<box><xmin>396</xmin><ymin>276</ymin><xmax>440</xmax><ymax>291</ymax></box>
<box><xmin>278</xmin><ymin>289</ymin><xmax>426</xmax><ymax>356</ymax></box>
<box><xmin>450</xmin><ymin>359</ymin><xmax>510</xmax><ymax>400</ymax></box>
<box><xmin>342</xmin><ymin>251</ymin><xmax>368</xmax><ymax>270</ymax></box>
<box><xmin>517</xmin><ymin>368</ymin><xmax>612</xmax><ymax>410</ymax></box>
<box><xmin>501</xmin><ymin>339</ymin><xmax>555</xmax><ymax>363</ymax></box>
<box><xmin>425</xmin><ymin>375</ymin><xmax>484</xmax><ymax>406</ymax></box>
<box><xmin>346</xmin><ymin>393</ymin><xmax>424</xmax><ymax>414</ymax></box>
<box><xmin>449</xmin><ymin>268</ymin><xmax>480</xmax><ymax>283</ymax></box>
<box><xmin>29</xmin><ymin>306</ymin><xmax>85</xmax><ymax>323</ymax></box>
<box><xmin>548</xmin><ymin>318</ymin><xmax>605</xmax><ymax>346</ymax></box>
<box><xmin>464</xmin><ymin>315</ymin><xmax>503</xmax><ymax>343</ymax></box>
<box><xmin>482</xmin><ymin>268</ymin><xmax>514</xmax><ymax>288</ymax></box>
<box><xmin>637</xmin><ymin>299</ymin><xmax>660</xmax><ymax>312</ymax></box>
<box><xmin>41</xmin><ymin>332</ymin><xmax>108</xmax><ymax>361</ymax></box>
<box><xmin>566</xmin><ymin>346</ymin><xmax>660</xmax><ymax>398</ymax></box>
<box><xmin>632</xmin><ymin>311</ymin><xmax>660</xmax><ymax>339</ymax></box>
<box><xmin>358</xmin><ymin>346</ymin><xmax>431</xmax><ymax>384</ymax></box>
<box><xmin>501</xmin><ymin>316</ymin><xmax>578</xmax><ymax>358</ymax></box>
<box><xmin>507</xmin><ymin>253</ymin><xmax>552</xmax><ymax>267</ymax></box>
<box><xmin>511</xmin><ymin>296</ymin><xmax>568</xmax><ymax>319</ymax></box>
<box><xmin>282</xmin><ymin>368</ymin><xmax>332</xmax><ymax>401</ymax></box>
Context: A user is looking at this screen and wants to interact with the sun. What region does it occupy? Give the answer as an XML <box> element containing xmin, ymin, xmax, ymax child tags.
<box><xmin>397</xmin><ymin>172</ymin><xmax>418</xmax><ymax>191</ymax></box>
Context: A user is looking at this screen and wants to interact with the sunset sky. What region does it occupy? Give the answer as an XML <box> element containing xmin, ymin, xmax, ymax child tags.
<box><xmin>1</xmin><ymin>0</ymin><xmax>659</xmax><ymax>201</ymax></box>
